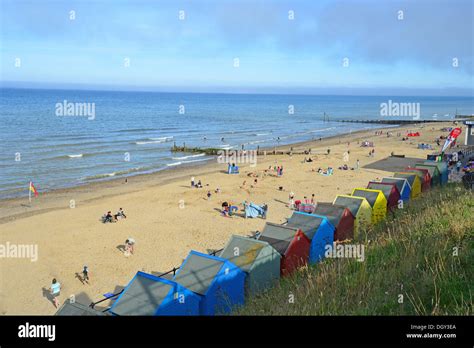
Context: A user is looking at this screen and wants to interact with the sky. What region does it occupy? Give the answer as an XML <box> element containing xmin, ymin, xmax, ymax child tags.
<box><xmin>0</xmin><ymin>0</ymin><xmax>473</xmax><ymax>95</ymax></box>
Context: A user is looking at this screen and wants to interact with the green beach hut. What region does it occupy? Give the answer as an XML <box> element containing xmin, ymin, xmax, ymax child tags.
<box><xmin>219</xmin><ymin>235</ymin><xmax>281</xmax><ymax>296</ymax></box>
<box><xmin>415</xmin><ymin>163</ymin><xmax>441</xmax><ymax>186</ymax></box>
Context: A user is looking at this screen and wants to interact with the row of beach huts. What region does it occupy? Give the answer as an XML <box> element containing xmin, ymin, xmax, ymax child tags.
<box><xmin>56</xmin><ymin>160</ymin><xmax>448</xmax><ymax>316</ymax></box>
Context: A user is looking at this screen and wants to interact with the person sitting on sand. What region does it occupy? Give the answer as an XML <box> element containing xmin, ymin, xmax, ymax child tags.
<box><xmin>207</xmin><ymin>191</ymin><xmax>212</xmax><ymax>200</ymax></box>
<box><xmin>114</xmin><ymin>208</ymin><xmax>126</xmax><ymax>220</ymax></box>
<box><xmin>215</xmin><ymin>187</ymin><xmax>221</xmax><ymax>194</ymax></box>
<box><xmin>125</xmin><ymin>238</ymin><xmax>135</xmax><ymax>255</ymax></box>
<box><xmin>197</xmin><ymin>180</ymin><xmax>202</xmax><ymax>188</ymax></box>
<box><xmin>104</xmin><ymin>211</ymin><xmax>114</xmax><ymax>223</ymax></box>
<box><xmin>221</xmin><ymin>201</ymin><xmax>229</xmax><ymax>217</ymax></box>
<box><xmin>50</xmin><ymin>278</ymin><xmax>61</xmax><ymax>308</ymax></box>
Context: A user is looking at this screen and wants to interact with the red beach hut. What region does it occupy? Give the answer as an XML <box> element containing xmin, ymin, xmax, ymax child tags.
<box><xmin>312</xmin><ymin>203</ymin><xmax>355</xmax><ymax>241</ymax></box>
<box><xmin>367</xmin><ymin>182</ymin><xmax>401</xmax><ymax>211</ymax></box>
<box><xmin>404</xmin><ymin>167</ymin><xmax>431</xmax><ymax>191</ymax></box>
<box><xmin>257</xmin><ymin>223</ymin><xmax>310</xmax><ymax>277</ymax></box>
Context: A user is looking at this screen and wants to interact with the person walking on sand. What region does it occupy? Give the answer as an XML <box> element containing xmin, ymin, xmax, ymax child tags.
<box><xmin>356</xmin><ymin>159</ymin><xmax>360</xmax><ymax>170</ymax></box>
<box><xmin>191</xmin><ymin>176</ymin><xmax>195</xmax><ymax>187</ymax></box>
<box><xmin>50</xmin><ymin>278</ymin><xmax>61</xmax><ymax>308</ymax></box>
<box><xmin>311</xmin><ymin>194</ymin><xmax>315</xmax><ymax>204</ymax></box>
<box><xmin>82</xmin><ymin>265</ymin><xmax>90</xmax><ymax>284</ymax></box>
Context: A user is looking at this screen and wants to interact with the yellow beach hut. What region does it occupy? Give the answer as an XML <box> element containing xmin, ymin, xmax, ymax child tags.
<box><xmin>351</xmin><ymin>188</ymin><xmax>387</xmax><ymax>224</ymax></box>
<box><xmin>333</xmin><ymin>195</ymin><xmax>372</xmax><ymax>239</ymax></box>
<box><xmin>393</xmin><ymin>172</ymin><xmax>422</xmax><ymax>199</ymax></box>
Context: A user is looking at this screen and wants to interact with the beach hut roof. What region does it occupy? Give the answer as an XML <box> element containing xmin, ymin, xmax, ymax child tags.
<box><xmin>381</xmin><ymin>177</ymin><xmax>410</xmax><ymax>191</ymax></box>
<box><xmin>415</xmin><ymin>164</ymin><xmax>439</xmax><ymax>177</ymax></box>
<box><xmin>313</xmin><ymin>203</ymin><xmax>351</xmax><ymax>227</ymax></box>
<box><xmin>352</xmin><ymin>188</ymin><xmax>381</xmax><ymax>207</ymax></box>
<box><xmin>286</xmin><ymin>212</ymin><xmax>324</xmax><ymax>239</ymax></box>
<box><xmin>333</xmin><ymin>195</ymin><xmax>366</xmax><ymax>217</ymax></box>
<box><xmin>394</xmin><ymin>172</ymin><xmax>417</xmax><ymax>186</ymax></box>
<box><xmin>55</xmin><ymin>301</ymin><xmax>108</xmax><ymax>316</ymax></box>
<box><xmin>173</xmin><ymin>252</ymin><xmax>225</xmax><ymax>296</ymax></box>
<box><xmin>367</xmin><ymin>182</ymin><xmax>398</xmax><ymax>200</ymax></box>
<box><xmin>258</xmin><ymin>223</ymin><xmax>299</xmax><ymax>255</ymax></box>
<box><xmin>111</xmin><ymin>272</ymin><xmax>176</xmax><ymax>315</ymax></box>
<box><xmin>219</xmin><ymin>235</ymin><xmax>268</xmax><ymax>273</ymax></box>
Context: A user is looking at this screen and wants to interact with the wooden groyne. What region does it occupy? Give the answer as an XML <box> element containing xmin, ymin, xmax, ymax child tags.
<box><xmin>171</xmin><ymin>143</ymin><xmax>310</xmax><ymax>156</ymax></box>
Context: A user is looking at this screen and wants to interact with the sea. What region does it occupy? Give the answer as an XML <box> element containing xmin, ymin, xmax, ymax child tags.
<box><xmin>1</xmin><ymin>88</ymin><xmax>473</xmax><ymax>199</ymax></box>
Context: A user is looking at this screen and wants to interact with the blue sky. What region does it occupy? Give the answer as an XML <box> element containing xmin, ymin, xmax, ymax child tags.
<box><xmin>0</xmin><ymin>0</ymin><xmax>473</xmax><ymax>95</ymax></box>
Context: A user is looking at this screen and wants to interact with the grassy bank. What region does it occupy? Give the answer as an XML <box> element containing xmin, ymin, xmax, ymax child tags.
<box><xmin>234</xmin><ymin>184</ymin><xmax>473</xmax><ymax>315</ymax></box>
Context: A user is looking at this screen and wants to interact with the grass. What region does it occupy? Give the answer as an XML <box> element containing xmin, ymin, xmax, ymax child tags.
<box><xmin>233</xmin><ymin>184</ymin><xmax>474</xmax><ymax>315</ymax></box>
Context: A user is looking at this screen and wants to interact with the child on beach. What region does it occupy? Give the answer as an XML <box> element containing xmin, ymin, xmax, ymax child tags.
<box><xmin>82</xmin><ymin>265</ymin><xmax>90</xmax><ymax>283</ymax></box>
<box><xmin>125</xmin><ymin>238</ymin><xmax>135</xmax><ymax>255</ymax></box>
<box><xmin>50</xmin><ymin>278</ymin><xmax>61</xmax><ymax>308</ymax></box>
<box><xmin>289</xmin><ymin>192</ymin><xmax>295</xmax><ymax>209</ymax></box>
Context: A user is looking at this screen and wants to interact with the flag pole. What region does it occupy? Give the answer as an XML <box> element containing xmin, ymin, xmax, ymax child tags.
<box><xmin>29</xmin><ymin>181</ymin><xmax>32</xmax><ymax>203</ymax></box>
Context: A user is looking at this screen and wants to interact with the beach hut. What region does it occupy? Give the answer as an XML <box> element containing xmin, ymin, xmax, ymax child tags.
<box><xmin>219</xmin><ymin>235</ymin><xmax>281</xmax><ymax>296</ymax></box>
<box><xmin>312</xmin><ymin>203</ymin><xmax>355</xmax><ymax>241</ymax></box>
<box><xmin>109</xmin><ymin>271</ymin><xmax>200</xmax><ymax>316</ymax></box>
<box><xmin>55</xmin><ymin>301</ymin><xmax>109</xmax><ymax>316</ymax></box>
<box><xmin>173</xmin><ymin>251</ymin><xmax>245</xmax><ymax>315</ymax></box>
<box><xmin>351</xmin><ymin>188</ymin><xmax>387</xmax><ymax>224</ymax></box>
<box><xmin>333</xmin><ymin>195</ymin><xmax>372</xmax><ymax>238</ymax></box>
<box><xmin>424</xmin><ymin>161</ymin><xmax>448</xmax><ymax>185</ymax></box>
<box><xmin>257</xmin><ymin>222</ymin><xmax>310</xmax><ymax>276</ymax></box>
<box><xmin>405</xmin><ymin>167</ymin><xmax>431</xmax><ymax>191</ymax></box>
<box><xmin>367</xmin><ymin>182</ymin><xmax>401</xmax><ymax>211</ymax></box>
<box><xmin>286</xmin><ymin>211</ymin><xmax>335</xmax><ymax>264</ymax></box>
<box><xmin>415</xmin><ymin>163</ymin><xmax>441</xmax><ymax>186</ymax></box>
<box><xmin>393</xmin><ymin>172</ymin><xmax>422</xmax><ymax>199</ymax></box>
<box><xmin>381</xmin><ymin>177</ymin><xmax>411</xmax><ymax>204</ymax></box>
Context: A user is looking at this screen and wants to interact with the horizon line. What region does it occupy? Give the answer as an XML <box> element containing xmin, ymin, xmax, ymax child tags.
<box><xmin>1</xmin><ymin>81</ymin><xmax>473</xmax><ymax>97</ymax></box>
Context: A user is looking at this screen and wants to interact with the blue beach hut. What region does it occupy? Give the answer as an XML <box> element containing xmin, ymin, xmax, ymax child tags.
<box><xmin>173</xmin><ymin>250</ymin><xmax>245</xmax><ymax>315</ymax></box>
<box><xmin>286</xmin><ymin>212</ymin><xmax>335</xmax><ymax>264</ymax></box>
<box><xmin>109</xmin><ymin>271</ymin><xmax>200</xmax><ymax>316</ymax></box>
<box><xmin>381</xmin><ymin>177</ymin><xmax>411</xmax><ymax>204</ymax></box>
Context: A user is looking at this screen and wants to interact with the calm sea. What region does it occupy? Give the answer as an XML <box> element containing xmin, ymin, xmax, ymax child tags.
<box><xmin>1</xmin><ymin>88</ymin><xmax>472</xmax><ymax>199</ymax></box>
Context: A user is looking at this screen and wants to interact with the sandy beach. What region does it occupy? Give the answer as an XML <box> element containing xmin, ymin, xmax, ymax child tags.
<box><xmin>0</xmin><ymin>121</ymin><xmax>460</xmax><ymax>314</ymax></box>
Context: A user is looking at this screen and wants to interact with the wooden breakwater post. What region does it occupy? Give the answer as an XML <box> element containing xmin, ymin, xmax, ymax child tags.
<box><xmin>171</xmin><ymin>144</ymin><xmax>307</xmax><ymax>157</ymax></box>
